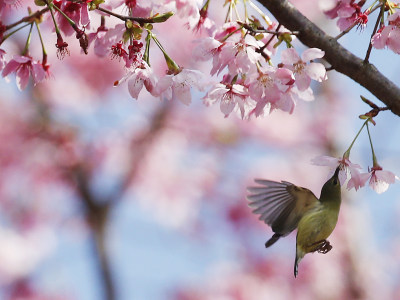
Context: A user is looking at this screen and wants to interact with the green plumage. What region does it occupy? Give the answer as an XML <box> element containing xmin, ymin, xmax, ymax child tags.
<box><xmin>247</xmin><ymin>167</ymin><xmax>342</xmax><ymax>278</ymax></box>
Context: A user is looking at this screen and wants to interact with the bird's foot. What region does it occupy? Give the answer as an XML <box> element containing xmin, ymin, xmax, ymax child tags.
<box><xmin>316</xmin><ymin>240</ymin><xmax>332</xmax><ymax>254</ymax></box>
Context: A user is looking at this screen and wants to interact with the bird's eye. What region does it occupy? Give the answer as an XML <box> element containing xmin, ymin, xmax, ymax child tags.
<box><xmin>333</xmin><ymin>179</ymin><xmax>338</xmax><ymax>185</ymax></box>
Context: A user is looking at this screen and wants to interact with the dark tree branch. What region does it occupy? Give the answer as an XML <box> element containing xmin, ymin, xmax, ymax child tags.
<box><xmin>258</xmin><ymin>0</ymin><xmax>400</xmax><ymax>117</ymax></box>
<box><xmin>74</xmin><ymin>166</ymin><xmax>115</xmax><ymax>300</ymax></box>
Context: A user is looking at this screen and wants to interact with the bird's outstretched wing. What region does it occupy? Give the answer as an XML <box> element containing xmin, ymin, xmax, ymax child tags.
<box><xmin>247</xmin><ymin>179</ymin><xmax>319</xmax><ymax>237</ymax></box>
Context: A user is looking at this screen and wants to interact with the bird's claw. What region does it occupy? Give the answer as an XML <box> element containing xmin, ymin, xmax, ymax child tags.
<box><xmin>317</xmin><ymin>240</ymin><xmax>332</xmax><ymax>254</ymax></box>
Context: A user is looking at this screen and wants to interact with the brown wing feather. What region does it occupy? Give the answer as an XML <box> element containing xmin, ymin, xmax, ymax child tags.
<box><xmin>247</xmin><ymin>179</ymin><xmax>318</xmax><ymax>236</ymax></box>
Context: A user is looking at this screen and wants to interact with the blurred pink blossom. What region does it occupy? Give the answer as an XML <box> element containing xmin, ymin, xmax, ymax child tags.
<box><xmin>2</xmin><ymin>55</ymin><xmax>46</xmax><ymax>91</ymax></box>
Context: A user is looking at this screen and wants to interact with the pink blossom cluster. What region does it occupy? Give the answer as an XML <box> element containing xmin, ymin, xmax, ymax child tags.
<box><xmin>322</xmin><ymin>0</ymin><xmax>368</xmax><ymax>31</ymax></box>
<box><xmin>372</xmin><ymin>11</ymin><xmax>400</xmax><ymax>54</ymax></box>
<box><xmin>194</xmin><ymin>24</ymin><xmax>327</xmax><ymax>118</ymax></box>
<box><xmin>312</xmin><ymin>155</ymin><xmax>397</xmax><ymax>194</ymax></box>
<box><xmin>0</xmin><ymin>0</ymin><xmax>328</xmax><ymax>119</ymax></box>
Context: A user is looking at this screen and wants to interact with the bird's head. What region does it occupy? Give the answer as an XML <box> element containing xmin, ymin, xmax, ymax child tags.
<box><xmin>320</xmin><ymin>167</ymin><xmax>341</xmax><ymax>202</ymax></box>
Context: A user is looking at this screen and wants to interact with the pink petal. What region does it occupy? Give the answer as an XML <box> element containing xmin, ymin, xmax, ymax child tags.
<box><xmin>2</xmin><ymin>59</ymin><xmax>20</xmax><ymax>77</ymax></box>
<box><xmin>387</xmin><ymin>30</ymin><xmax>400</xmax><ymax>54</ymax></box>
<box><xmin>172</xmin><ymin>82</ymin><xmax>192</xmax><ymax>105</ymax></box>
<box><xmin>337</xmin><ymin>6</ymin><xmax>355</xmax><ymax>18</ymax></box>
<box><xmin>347</xmin><ymin>172</ymin><xmax>369</xmax><ymax>191</ymax></box>
<box><xmin>337</xmin><ymin>16</ymin><xmax>355</xmax><ymax>31</ymax></box>
<box><xmin>369</xmin><ymin>175</ymin><xmax>390</xmax><ymax>194</ymax></box>
<box><xmin>156</xmin><ymin>75</ymin><xmax>174</xmax><ymax>96</ymax></box>
<box><xmin>305</xmin><ymin>63</ymin><xmax>327</xmax><ymax>82</ymax></box>
<box><xmin>273</xmin><ymin>92</ymin><xmax>295</xmax><ymax>114</ymax></box>
<box><xmin>301</xmin><ymin>48</ymin><xmax>325</xmax><ymax>61</ymax></box>
<box><xmin>12</xmin><ymin>55</ymin><xmax>31</xmax><ymax>63</ymax></box>
<box><xmin>295</xmin><ymin>73</ymin><xmax>311</xmax><ymax>91</ymax></box>
<box><xmin>311</xmin><ymin>155</ymin><xmax>339</xmax><ymax>167</ymax></box>
<box><xmin>275</xmin><ymin>67</ymin><xmax>294</xmax><ymax>85</ymax></box>
<box><xmin>220</xmin><ymin>97</ymin><xmax>235</xmax><ymax>117</ymax></box>
<box><xmin>80</xmin><ymin>5</ymin><xmax>90</xmax><ymax>26</ymax></box>
<box><xmin>128</xmin><ymin>76</ymin><xmax>144</xmax><ymax>99</ymax></box>
<box><xmin>375</xmin><ymin>170</ymin><xmax>396</xmax><ymax>184</ymax></box>
<box><xmin>16</xmin><ymin>65</ymin><xmax>30</xmax><ymax>90</ymax></box>
<box><xmin>264</xmin><ymin>85</ymin><xmax>281</xmax><ymax>102</ymax></box>
<box><xmin>371</xmin><ymin>27</ymin><xmax>390</xmax><ymax>49</ymax></box>
<box><xmin>32</xmin><ymin>63</ymin><xmax>46</xmax><ymax>84</ymax></box>
<box><xmin>293</xmin><ymin>86</ymin><xmax>314</xmax><ymax>101</ymax></box>
<box><xmin>281</xmin><ymin>48</ymin><xmax>300</xmax><ymax>65</ymax></box>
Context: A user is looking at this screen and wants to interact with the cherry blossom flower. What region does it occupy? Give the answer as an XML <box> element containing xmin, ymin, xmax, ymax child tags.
<box><xmin>372</xmin><ymin>12</ymin><xmax>400</xmax><ymax>54</ymax></box>
<box><xmin>281</xmin><ymin>48</ymin><xmax>327</xmax><ymax>91</ymax></box>
<box><xmin>192</xmin><ymin>37</ymin><xmax>222</xmax><ymax>61</ymax></box>
<box><xmin>2</xmin><ymin>55</ymin><xmax>46</xmax><ymax>91</ymax></box>
<box><xmin>0</xmin><ymin>0</ymin><xmax>19</xmax><ymax>15</ymax></box>
<box><xmin>54</xmin><ymin>0</ymin><xmax>90</xmax><ymax>36</ymax></box>
<box><xmin>211</xmin><ymin>35</ymin><xmax>261</xmax><ymax>76</ymax></box>
<box><xmin>111</xmin><ymin>0</ymin><xmax>160</xmax><ymax>17</ymax></box>
<box><xmin>247</xmin><ymin>66</ymin><xmax>294</xmax><ymax>116</ymax></box>
<box><xmin>322</xmin><ymin>0</ymin><xmax>366</xmax><ymax>31</ymax></box>
<box><xmin>311</xmin><ymin>155</ymin><xmax>364</xmax><ymax>190</ymax></box>
<box><xmin>156</xmin><ymin>68</ymin><xmax>205</xmax><ymax>105</ymax></box>
<box><xmin>172</xmin><ymin>0</ymin><xmax>202</xmax><ymax>21</ymax></box>
<box><xmin>191</xmin><ymin>1</ymin><xmax>215</xmax><ymax>34</ymax></box>
<box><xmin>114</xmin><ymin>62</ymin><xmax>157</xmax><ymax>99</ymax></box>
<box><xmin>351</xmin><ymin>166</ymin><xmax>397</xmax><ymax>194</ymax></box>
<box><xmin>0</xmin><ymin>49</ymin><xmax>6</xmax><ymax>71</ymax></box>
<box><xmin>203</xmin><ymin>80</ymin><xmax>251</xmax><ymax>118</ymax></box>
<box><xmin>92</xmin><ymin>24</ymin><xmax>125</xmax><ymax>57</ymax></box>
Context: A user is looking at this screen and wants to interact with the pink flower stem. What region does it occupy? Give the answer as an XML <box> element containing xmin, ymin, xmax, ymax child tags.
<box><xmin>343</xmin><ymin>119</ymin><xmax>369</xmax><ymax>159</ymax></box>
<box><xmin>150</xmin><ymin>33</ymin><xmax>180</xmax><ymax>72</ymax></box>
<box><xmin>51</xmin><ymin>3</ymin><xmax>77</xmax><ymax>27</ymax></box>
<box><xmin>143</xmin><ymin>31</ymin><xmax>151</xmax><ymax>66</ymax></box>
<box><xmin>22</xmin><ymin>22</ymin><xmax>34</xmax><ymax>56</ymax></box>
<box><xmin>45</xmin><ymin>0</ymin><xmax>62</xmax><ymax>36</ymax></box>
<box><xmin>366</xmin><ymin>121</ymin><xmax>379</xmax><ymax>167</ymax></box>
<box><xmin>364</xmin><ymin>2</ymin><xmax>386</xmax><ymax>63</ymax></box>
<box><xmin>33</xmin><ymin>11</ymin><xmax>48</xmax><ymax>64</ymax></box>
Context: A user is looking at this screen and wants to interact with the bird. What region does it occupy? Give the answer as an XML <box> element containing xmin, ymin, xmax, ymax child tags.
<box><xmin>247</xmin><ymin>167</ymin><xmax>341</xmax><ymax>277</ymax></box>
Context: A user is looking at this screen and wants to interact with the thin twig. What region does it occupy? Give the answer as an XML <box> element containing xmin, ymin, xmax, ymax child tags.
<box><xmin>364</xmin><ymin>3</ymin><xmax>385</xmax><ymax>62</ymax></box>
<box><xmin>97</xmin><ymin>6</ymin><xmax>169</xmax><ymax>24</ymax></box>
<box><xmin>5</xmin><ymin>7</ymin><xmax>49</xmax><ymax>31</ymax></box>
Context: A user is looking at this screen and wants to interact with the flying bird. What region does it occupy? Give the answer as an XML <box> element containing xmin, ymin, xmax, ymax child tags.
<box><xmin>247</xmin><ymin>167</ymin><xmax>342</xmax><ymax>277</ymax></box>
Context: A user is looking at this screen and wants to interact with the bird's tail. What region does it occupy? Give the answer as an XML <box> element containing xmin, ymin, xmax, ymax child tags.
<box><xmin>294</xmin><ymin>256</ymin><xmax>299</xmax><ymax>278</ymax></box>
<box><xmin>265</xmin><ymin>233</ymin><xmax>282</xmax><ymax>248</ymax></box>
<box><xmin>294</xmin><ymin>250</ymin><xmax>303</xmax><ymax>278</ymax></box>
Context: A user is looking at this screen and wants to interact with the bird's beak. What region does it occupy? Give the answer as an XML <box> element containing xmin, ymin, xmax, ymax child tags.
<box><xmin>334</xmin><ymin>166</ymin><xmax>340</xmax><ymax>178</ymax></box>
